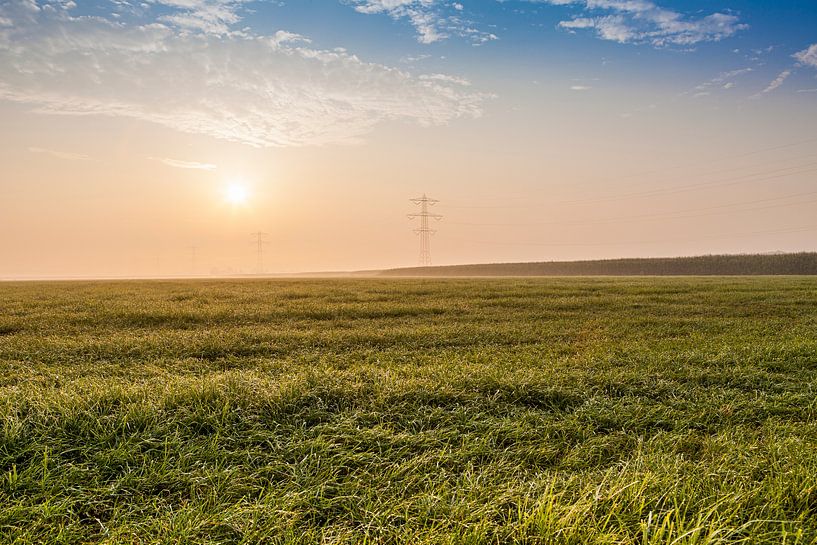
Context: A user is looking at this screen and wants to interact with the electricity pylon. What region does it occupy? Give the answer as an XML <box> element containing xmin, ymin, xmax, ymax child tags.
<box><xmin>250</xmin><ymin>231</ymin><xmax>269</xmax><ymax>274</ymax></box>
<box><xmin>408</xmin><ymin>194</ymin><xmax>442</xmax><ymax>266</ymax></box>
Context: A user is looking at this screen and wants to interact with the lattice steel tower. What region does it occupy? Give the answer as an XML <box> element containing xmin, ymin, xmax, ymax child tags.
<box><xmin>250</xmin><ymin>231</ymin><xmax>269</xmax><ymax>274</ymax></box>
<box><xmin>408</xmin><ymin>194</ymin><xmax>442</xmax><ymax>266</ymax></box>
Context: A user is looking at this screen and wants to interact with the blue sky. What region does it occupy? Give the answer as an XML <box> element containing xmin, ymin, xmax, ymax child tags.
<box><xmin>3</xmin><ymin>0</ymin><xmax>816</xmax><ymax>148</ymax></box>
<box><xmin>34</xmin><ymin>1</ymin><xmax>817</xmax><ymax>86</ymax></box>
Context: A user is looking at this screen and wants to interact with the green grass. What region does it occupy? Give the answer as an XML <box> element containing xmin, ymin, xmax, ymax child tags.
<box><xmin>0</xmin><ymin>277</ymin><xmax>816</xmax><ymax>544</ymax></box>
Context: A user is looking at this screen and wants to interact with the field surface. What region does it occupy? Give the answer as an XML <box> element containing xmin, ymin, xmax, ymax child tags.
<box><xmin>0</xmin><ymin>278</ymin><xmax>816</xmax><ymax>544</ymax></box>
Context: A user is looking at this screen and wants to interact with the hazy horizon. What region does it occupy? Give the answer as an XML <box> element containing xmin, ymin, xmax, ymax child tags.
<box><xmin>2</xmin><ymin>0</ymin><xmax>817</xmax><ymax>278</ymax></box>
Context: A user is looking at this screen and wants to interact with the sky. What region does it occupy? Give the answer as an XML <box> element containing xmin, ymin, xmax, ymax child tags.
<box><xmin>1</xmin><ymin>0</ymin><xmax>816</xmax><ymax>278</ymax></box>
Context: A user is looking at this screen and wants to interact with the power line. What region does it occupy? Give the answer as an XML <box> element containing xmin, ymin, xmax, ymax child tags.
<box><xmin>442</xmin><ymin>136</ymin><xmax>817</xmax><ymax>210</ymax></box>
<box><xmin>442</xmin><ymin>160</ymin><xmax>817</xmax><ymax>210</ymax></box>
<box><xmin>250</xmin><ymin>231</ymin><xmax>270</xmax><ymax>274</ymax></box>
<box><xmin>556</xmin><ymin>161</ymin><xmax>817</xmax><ymax>206</ymax></box>
<box><xmin>446</xmin><ymin>186</ymin><xmax>817</xmax><ymax>228</ymax></box>
<box><xmin>590</xmin><ymin>135</ymin><xmax>817</xmax><ymax>184</ymax></box>
<box><xmin>408</xmin><ymin>194</ymin><xmax>442</xmax><ymax>266</ymax></box>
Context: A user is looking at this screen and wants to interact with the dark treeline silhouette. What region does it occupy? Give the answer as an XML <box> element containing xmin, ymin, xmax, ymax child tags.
<box><xmin>379</xmin><ymin>252</ymin><xmax>817</xmax><ymax>276</ymax></box>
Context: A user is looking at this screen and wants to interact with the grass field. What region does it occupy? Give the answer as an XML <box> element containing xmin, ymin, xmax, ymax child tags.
<box><xmin>0</xmin><ymin>277</ymin><xmax>816</xmax><ymax>544</ymax></box>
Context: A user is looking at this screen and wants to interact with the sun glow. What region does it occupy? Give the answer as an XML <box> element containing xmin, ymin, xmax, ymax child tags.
<box><xmin>224</xmin><ymin>182</ymin><xmax>249</xmax><ymax>205</ymax></box>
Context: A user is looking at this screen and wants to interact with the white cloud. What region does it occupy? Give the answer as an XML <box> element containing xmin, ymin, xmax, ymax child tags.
<box><xmin>149</xmin><ymin>0</ymin><xmax>248</xmax><ymax>35</ymax></box>
<box><xmin>400</xmin><ymin>53</ymin><xmax>432</xmax><ymax>63</ymax></box>
<box><xmin>751</xmin><ymin>70</ymin><xmax>791</xmax><ymax>98</ymax></box>
<box><xmin>268</xmin><ymin>30</ymin><xmax>312</xmax><ymax>47</ymax></box>
<box><xmin>351</xmin><ymin>0</ymin><xmax>444</xmax><ymax>43</ymax></box>
<box><xmin>570</xmin><ymin>85</ymin><xmax>591</xmax><ymax>91</ymax></box>
<box><xmin>348</xmin><ymin>0</ymin><xmax>497</xmax><ymax>45</ymax></box>
<box><xmin>0</xmin><ymin>0</ymin><xmax>487</xmax><ymax>147</ymax></box>
<box><xmin>28</xmin><ymin>146</ymin><xmax>91</xmax><ymax>161</ymax></box>
<box><xmin>546</xmin><ymin>0</ymin><xmax>747</xmax><ymax>47</ymax></box>
<box><xmin>151</xmin><ymin>157</ymin><xmax>217</xmax><ymax>170</ymax></box>
<box><xmin>419</xmin><ymin>73</ymin><xmax>471</xmax><ymax>86</ymax></box>
<box><xmin>561</xmin><ymin>15</ymin><xmax>636</xmax><ymax>43</ymax></box>
<box><xmin>794</xmin><ymin>44</ymin><xmax>817</xmax><ymax>69</ymax></box>
<box><xmin>688</xmin><ymin>67</ymin><xmax>752</xmax><ymax>95</ymax></box>
<box><xmin>714</xmin><ymin>68</ymin><xmax>753</xmax><ymax>81</ymax></box>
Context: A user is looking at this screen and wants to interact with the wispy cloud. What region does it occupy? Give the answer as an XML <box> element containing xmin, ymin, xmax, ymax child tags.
<box><xmin>268</xmin><ymin>30</ymin><xmax>312</xmax><ymax>47</ymax></box>
<box><xmin>619</xmin><ymin>103</ymin><xmax>656</xmax><ymax>118</ymax></box>
<box><xmin>28</xmin><ymin>146</ymin><xmax>91</xmax><ymax>161</ymax></box>
<box><xmin>0</xmin><ymin>0</ymin><xmax>488</xmax><ymax>147</ymax></box>
<box><xmin>751</xmin><ymin>70</ymin><xmax>792</xmax><ymax>98</ymax></box>
<box><xmin>150</xmin><ymin>157</ymin><xmax>217</xmax><ymax>170</ymax></box>
<box><xmin>348</xmin><ymin>1</ymin><xmax>497</xmax><ymax>45</ymax></box>
<box><xmin>400</xmin><ymin>53</ymin><xmax>432</xmax><ymax>64</ymax></box>
<box><xmin>742</xmin><ymin>43</ymin><xmax>817</xmax><ymax>100</ymax></box>
<box><xmin>150</xmin><ymin>0</ymin><xmax>249</xmax><ymax>35</ymax></box>
<box><xmin>419</xmin><ymin>73</ymin><xmax>471</xmax><ymax>86</ymax></box>
<box><xmin>541</xmin><ymin>0</ymin><xmax>747</xmax><ymax>48</ymax></box>
<box><xmin>570</xmin><ymin>85</ymin><xmax>591</xmax><ymax>91</ymax></box>
<box><xmin>685</xmin><ymin>67</ymin><xmax>753</xmax><ymax>96</ymax></box>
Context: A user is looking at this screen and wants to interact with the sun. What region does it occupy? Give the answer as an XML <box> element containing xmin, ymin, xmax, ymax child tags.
<box><xmin>224</xmin><ymin>182</ymin><xmax>249</xmax><ymax>205</ymax></box>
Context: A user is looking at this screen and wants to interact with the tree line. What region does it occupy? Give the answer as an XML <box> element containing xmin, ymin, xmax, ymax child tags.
<box><xmin>380</xmin><ymin>252</ymin><xmax>817</xmax><ymax>276</ymax></box>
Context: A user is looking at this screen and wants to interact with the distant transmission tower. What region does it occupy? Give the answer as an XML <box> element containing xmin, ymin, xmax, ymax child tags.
<box><xmin>250</xmin><ymin>231</ymin><xmax>270</xmax><ymax>274</ymax></box>
<box><xmin>408</xmin><ymin>194</ymin><xmax>442</xmax><ymax>266</ymax></box>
